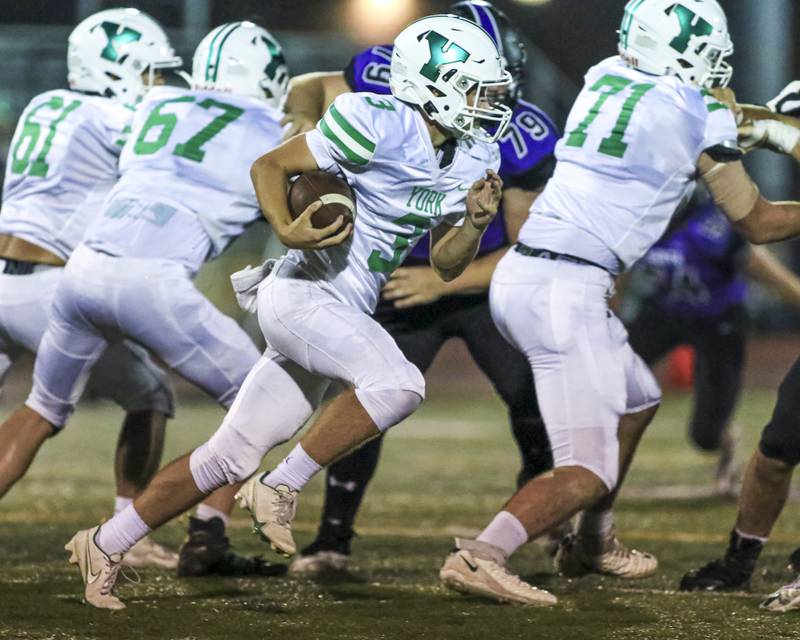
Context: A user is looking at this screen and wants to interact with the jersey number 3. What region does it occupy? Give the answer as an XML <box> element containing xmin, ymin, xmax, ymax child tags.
<box><xmin>133</xmin><ymin>96</ymin><xmax>243</xmax><ymax>162</ymax></box>
<box><xmin>566</xmin><ymin>74</ymin><xmax>654</xmax><ymax>159</ymax></box>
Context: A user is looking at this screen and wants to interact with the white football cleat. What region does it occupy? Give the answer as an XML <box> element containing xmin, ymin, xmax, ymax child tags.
<box><xmin>235</xmin><ymin>473</ymin><xmax>297</xmax><ymax>557</ymax></box>
<box><xmin>440</xmin><ymin>538</ymin><xmax>557</xmax><ymax>606</ymax></box>
<box><xmin>289</xmin><ymin>550</ymin><xmax>349</xmax><ymax>575</ymax></box>
<box><xmin>123</xmin><ymin>536</ymin><xmax>179</xmax><ymax>570</ymax></box>
<box><xmin>65</xmin><ymin>526</ymin><xmax>126</xmax><ymax>610</ymax></box>
<box><xmin>554</xmin><ymin>532</ymin><xmax>658</xmax><ymax>579</ymax></box>
<box><xmin>713</xmin><ymin>427</ymin><xmax>740</xmax><ymax>497</ymax></box>
<box><xmin>761</xmin><ymin>576</ymin><xmax>800</xmax><ymax>612</ymax></box>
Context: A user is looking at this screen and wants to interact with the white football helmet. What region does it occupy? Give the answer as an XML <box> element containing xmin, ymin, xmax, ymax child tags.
<box><xmin>67</xmin><ymin>8</ymin><xmax>182</xmax><ymax>105</ymax></box>
<box><xmin>191</xmin><ymin>22</ymin><xmax>289</xmax><ymax>109</ymax></box>
<box><xmin>618</xmin><ymin>0</ymin><xmax>733</xmax><ymax>89</ymax></box>
<box><xmin>390</xmin><ymin>14</ymin><xmax>512</xmax><ymax>143</ymax></box>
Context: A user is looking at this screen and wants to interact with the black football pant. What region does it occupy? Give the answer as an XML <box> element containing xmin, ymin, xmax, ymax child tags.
<box><xmin>759</xmin><ymin>356</ymin><xmax>800</xmax><ymax>467</ymax></box>
<box><xmin>626</xmin><ymin>303</ymin><xmax>747</xmax><ymax>452</ymax></box>
<box><xmin>313</xmin><ymin>294</ymin><xmax>550</xmax><ymax>549</ymax></box>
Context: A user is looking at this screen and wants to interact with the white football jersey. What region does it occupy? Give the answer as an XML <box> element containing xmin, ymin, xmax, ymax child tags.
<box><xmin>520</xmin><ymin>56</ymin><xmax>738</xmax><ymax>274</ymax></box>
<box><xmin>295</xmin><ymin>92</ymin><xmax>500</xmax><ymax>312</ymax></box>
<box><xmin>0</xmin><ymin>90</ymin><xmax>131</xmax><ymax>260</ymax></box>
<box><xmin>84</xmin><ymin>86</ymin><xmax>283</xmax><ymax>272</ymax></box>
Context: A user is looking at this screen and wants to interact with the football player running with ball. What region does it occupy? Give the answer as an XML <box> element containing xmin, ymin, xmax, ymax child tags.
<box><xmin>0</xmin><ymin>20</ymin><xmax>293</xmax><ymax>599</ymax></box>
<box><xmin>439</xmin><ymin>0</ymin><xmax>800</xmax><ymax>606</ymax></box>
<box><xmin>280</xmin><ymin>0</ymin><xmax>586</xmax><ymax>576</ymax></box>
<box><xmin>63</xmin><ymin>14</ymin><xmax>508</xmax><ymax>610</ymax></box>
<box><xmin>0</xmin><ymin>8</ymin><xmax>181</xmax><ymax>569</ymax></box>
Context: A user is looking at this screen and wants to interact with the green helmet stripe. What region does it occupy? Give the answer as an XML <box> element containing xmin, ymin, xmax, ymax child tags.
<box><xmin>210</xmin><ymin>22</ymin><xmax>242</xmax><ymax>82</ymax></box>
<box><xmin>204</xmin><ymin>26</ymin><xmax>225</xmax><ymax>82</ymax></box>
<box><xmin>204</xmin><ymin>23</ymin><xmax>238</xmax><ymax>82</ymax></box>
<box><xmin>622</xmin><ymin>0</ymin><xmax>647</xmax><ymax>49</ymax></box>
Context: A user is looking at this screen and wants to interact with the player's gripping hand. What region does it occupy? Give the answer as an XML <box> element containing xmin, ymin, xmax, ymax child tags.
<box><xmin>280</xmin><ymin>201</ymin><xmax>353</xmax><ymax>250</ymax></box>
<box><xmin>710</xmin><ymin>87</ymin><xmax>743</xmax><ymax>124</ymax></box>
<box><xmin>383</xmin><ymin>266</ymin><xmax>447</xmax><ymax>309</ymax></box>
<box><xmin>280</xmin><ymin>111</ymin><xmax>318</xmax><ymax>141</ymax></box>
<box><xmin>466</xmin><ymin>169</ymin><xmax>503</xmax><ymax>230</ymax></box>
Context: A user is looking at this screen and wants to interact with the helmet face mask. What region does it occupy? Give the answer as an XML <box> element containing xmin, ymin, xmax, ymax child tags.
<box><xmin>618</xmin><ymin>0</ymin><xmax>733</xmax><ymax>90</ymax></box>
<box><xmin>191</xmin><ymin>22</ymin><xmax>289</xmax><ymax>108</ymax></box>
<box><xmin>67</xmin><ymin>8</ymin><xmax>182</xmax><ymax>105</ymax></box>
<box><xmin>453</xmin><ymin>73</ymin><xmax>513</xmax><ymax>141</ymax></box>
<box><xmin>390</xmin><ymin>15</ymin><xmax>512</xmax><ymax>144</ymax></box>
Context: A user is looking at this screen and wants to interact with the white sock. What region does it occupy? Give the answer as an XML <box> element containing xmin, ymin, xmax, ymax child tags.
<box><xmin>578</xmin><ymin>509</ymin><xmax>615</xmax><ymax>540</ymax></box>
<box><xmin>96</xmin><ymin>505</ymin><xmax>151</xmax><ymax>556</ymax></box>
<box><xmin>262</xmin><ymin>443</ymin><xmax>321</xmax><ymax>492</ymax></box>
<box><xmin>735</xmin><ymin>528</ymin><xmax>768</xmax><ymax>544</ymax></box>
<box><xmin>114</xmin><ymin>496</ymin><xmax>133</xmax><ymax>516</ymax></box>
<box><xmin>476</xmin><ymin>511</ymin><xmax>529</xmax><ymax>557</ymax></box>
<box><xmin>196</xmin><ymin>503</ymin><xmax>230</xmax><ymax>528</ymax></box>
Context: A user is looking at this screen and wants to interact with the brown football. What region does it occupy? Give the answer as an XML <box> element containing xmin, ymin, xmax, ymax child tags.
<box><xmin>288</xmin><ymin>170</ymin><xmax>356</xmax><ymax>230</ymax></box>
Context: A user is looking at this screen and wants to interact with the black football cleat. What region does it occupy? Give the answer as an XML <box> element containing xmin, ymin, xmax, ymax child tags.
<box><xmin>288</xmin><ymin>534</ymin><xmax>353</xmax><ymax>575</ymax></box>
<box><xmin>177</xmin><ymin>516</ymin><xmax>287</xmax><ymax>578</ymax></box>
<box><xmin>788</xmin><ymin>547</ymin><xmax>800</xmax><ymax>573</ymax></box>
<box><xmin>679</xmin><ymin>530</ymin><xmax>763</xmax><ymax>592</ymax></box>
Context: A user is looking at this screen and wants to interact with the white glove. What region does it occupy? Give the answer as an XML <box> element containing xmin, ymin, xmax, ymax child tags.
<box><xmin>230</xmin><ymin>259</ymin><xmax>275</xmax><ymax>314</ymax></box>
<box><xmin>767</xmin><ymin>80</ymin><xmax>800</xmax><ymax>116</ymax></box>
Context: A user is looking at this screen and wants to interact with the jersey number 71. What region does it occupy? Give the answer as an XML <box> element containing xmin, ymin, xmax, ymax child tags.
<box><xmin>565</xmin><ymin>73</ymin><xmax>655</xmax><ymax>159</ymax></box>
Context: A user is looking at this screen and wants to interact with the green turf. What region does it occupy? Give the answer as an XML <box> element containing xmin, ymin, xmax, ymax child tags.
<box><xmin>1</xmin><ymin>388</ymin><xmax>799</xmax><ymax>640</ymax></box>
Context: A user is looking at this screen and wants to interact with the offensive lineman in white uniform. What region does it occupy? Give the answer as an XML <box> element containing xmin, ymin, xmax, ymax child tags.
<box><xmin>0</xmin><ymin>8</ymin><xmax>182</xmax><ymax>568</ymax></box>
<box><xmin>63</xmin><ymin>15</ymin><xmax>509</xmax><ymax>609</ymax></box>
<box><xmin>438</xmin><ymin>0</ymin><xmax>800</xmax><ymax>606</ymax></box>
<box><xmin>0</xmin><ymin>21</ymin><xmax>291</xmax><ymax>583</ymax></box>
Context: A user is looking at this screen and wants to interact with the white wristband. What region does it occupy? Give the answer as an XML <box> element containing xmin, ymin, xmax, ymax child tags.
<box><xmin>759</xmin><ymin>119</ymin><xmax>800</xmax><ymax>154</ymax></box>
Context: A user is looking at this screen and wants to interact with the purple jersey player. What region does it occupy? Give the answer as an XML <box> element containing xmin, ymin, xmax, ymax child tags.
<box><xmin>623</xmin><ymin>190</ymin><xmax>800</xmax><ymax>494</ymax></box>
<box><xmin>631</xmin><ymin>197</ymin><xmax>748</xmax><ymax>320</ymax></box>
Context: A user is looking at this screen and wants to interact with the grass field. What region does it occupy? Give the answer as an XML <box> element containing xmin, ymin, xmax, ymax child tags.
<box><xmin>2</xmin><ymin>388</ymin><xmax>800</xmax><ymax>640</ymax></box>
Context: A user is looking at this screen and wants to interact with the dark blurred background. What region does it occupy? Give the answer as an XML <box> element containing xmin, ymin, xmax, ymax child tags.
<box><xmin>0</xmin><ymin>0</ymin><xmax>798</xmax><ymax>334</ymax></box>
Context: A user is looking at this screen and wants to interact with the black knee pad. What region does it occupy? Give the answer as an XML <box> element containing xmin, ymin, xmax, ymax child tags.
<box><xmin>759</xmin><ymin>420</ymin><xmax>800</xmax><ymax>467</ymax></box>
<box><xmin>759</xmin><ymin>359</ymin><xmax>800</xmax><ymax>467</ymax></box>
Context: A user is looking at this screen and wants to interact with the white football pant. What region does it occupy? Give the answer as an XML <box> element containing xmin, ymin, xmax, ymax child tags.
<box><xmin>0</xmin><ymin>260</ymin><xmax>173</xmax><ymax>421</ymax></box>
<box><xmin>490</xmin><ymin>251</ymin><xmax>661</xmax><ymax>490</ymax></box>
<box><xmin>191</xmin><ymin>259</ymin><xmax>425</xmax><ymax>487</ymax></box>
<box><xmin>26</xmin><ymin>245</ymin><xmax>259</xmax><ymax>428</ymax></box>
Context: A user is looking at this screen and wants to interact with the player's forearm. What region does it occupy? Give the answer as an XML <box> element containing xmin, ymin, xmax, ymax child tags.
<box><xmin>736</xmin><ymin>198</ymin><xmax>800</xmax><ymax>245</ymax></box>
<box><xmin>284</xmin><ymin>73</ymin><xmax>329</xmax><ymax>121</ymax></box>
<box><xmin>251</xmin><ymin>135</ymin><xmax>321</xmax><ymax>245</ymax></box>
<box><xmin>439</xmin><ymin>248</ymin><xmax>506</xmax><ymax>295</ymax></box>
<box><xmin>430</xmin><ymin>219</ymin><xmax>485</xmax><ymax>281</ymax></box>
<box><xmin>251</xmin><ymin>155</ymin><xmax>294</xmax><ymax>241</ymax></box>
<box><xmin>747</xmin><ymin>245</ymin><xmax>800</xmax><ymax>309</ymax></box>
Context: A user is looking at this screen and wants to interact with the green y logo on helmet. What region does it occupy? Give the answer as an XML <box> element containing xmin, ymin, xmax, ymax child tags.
<box><xmin>668</xmin><ymin>5</ymin><xmax>713</xmax><ymax>54</ymax></box>
<box><xmin>99</xmin><ymin>22</ymin><xmax>142</xmax><ymax>62</ymax></box>
<box><xmin>418</xmin><ymin>31</ymin><xmax>470</xmax><ymax>82</ymax></box>
<box><xmin>261</xmin><ymin>35</ymin><xmax>286</xmax><ymax>80</ymax></box>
